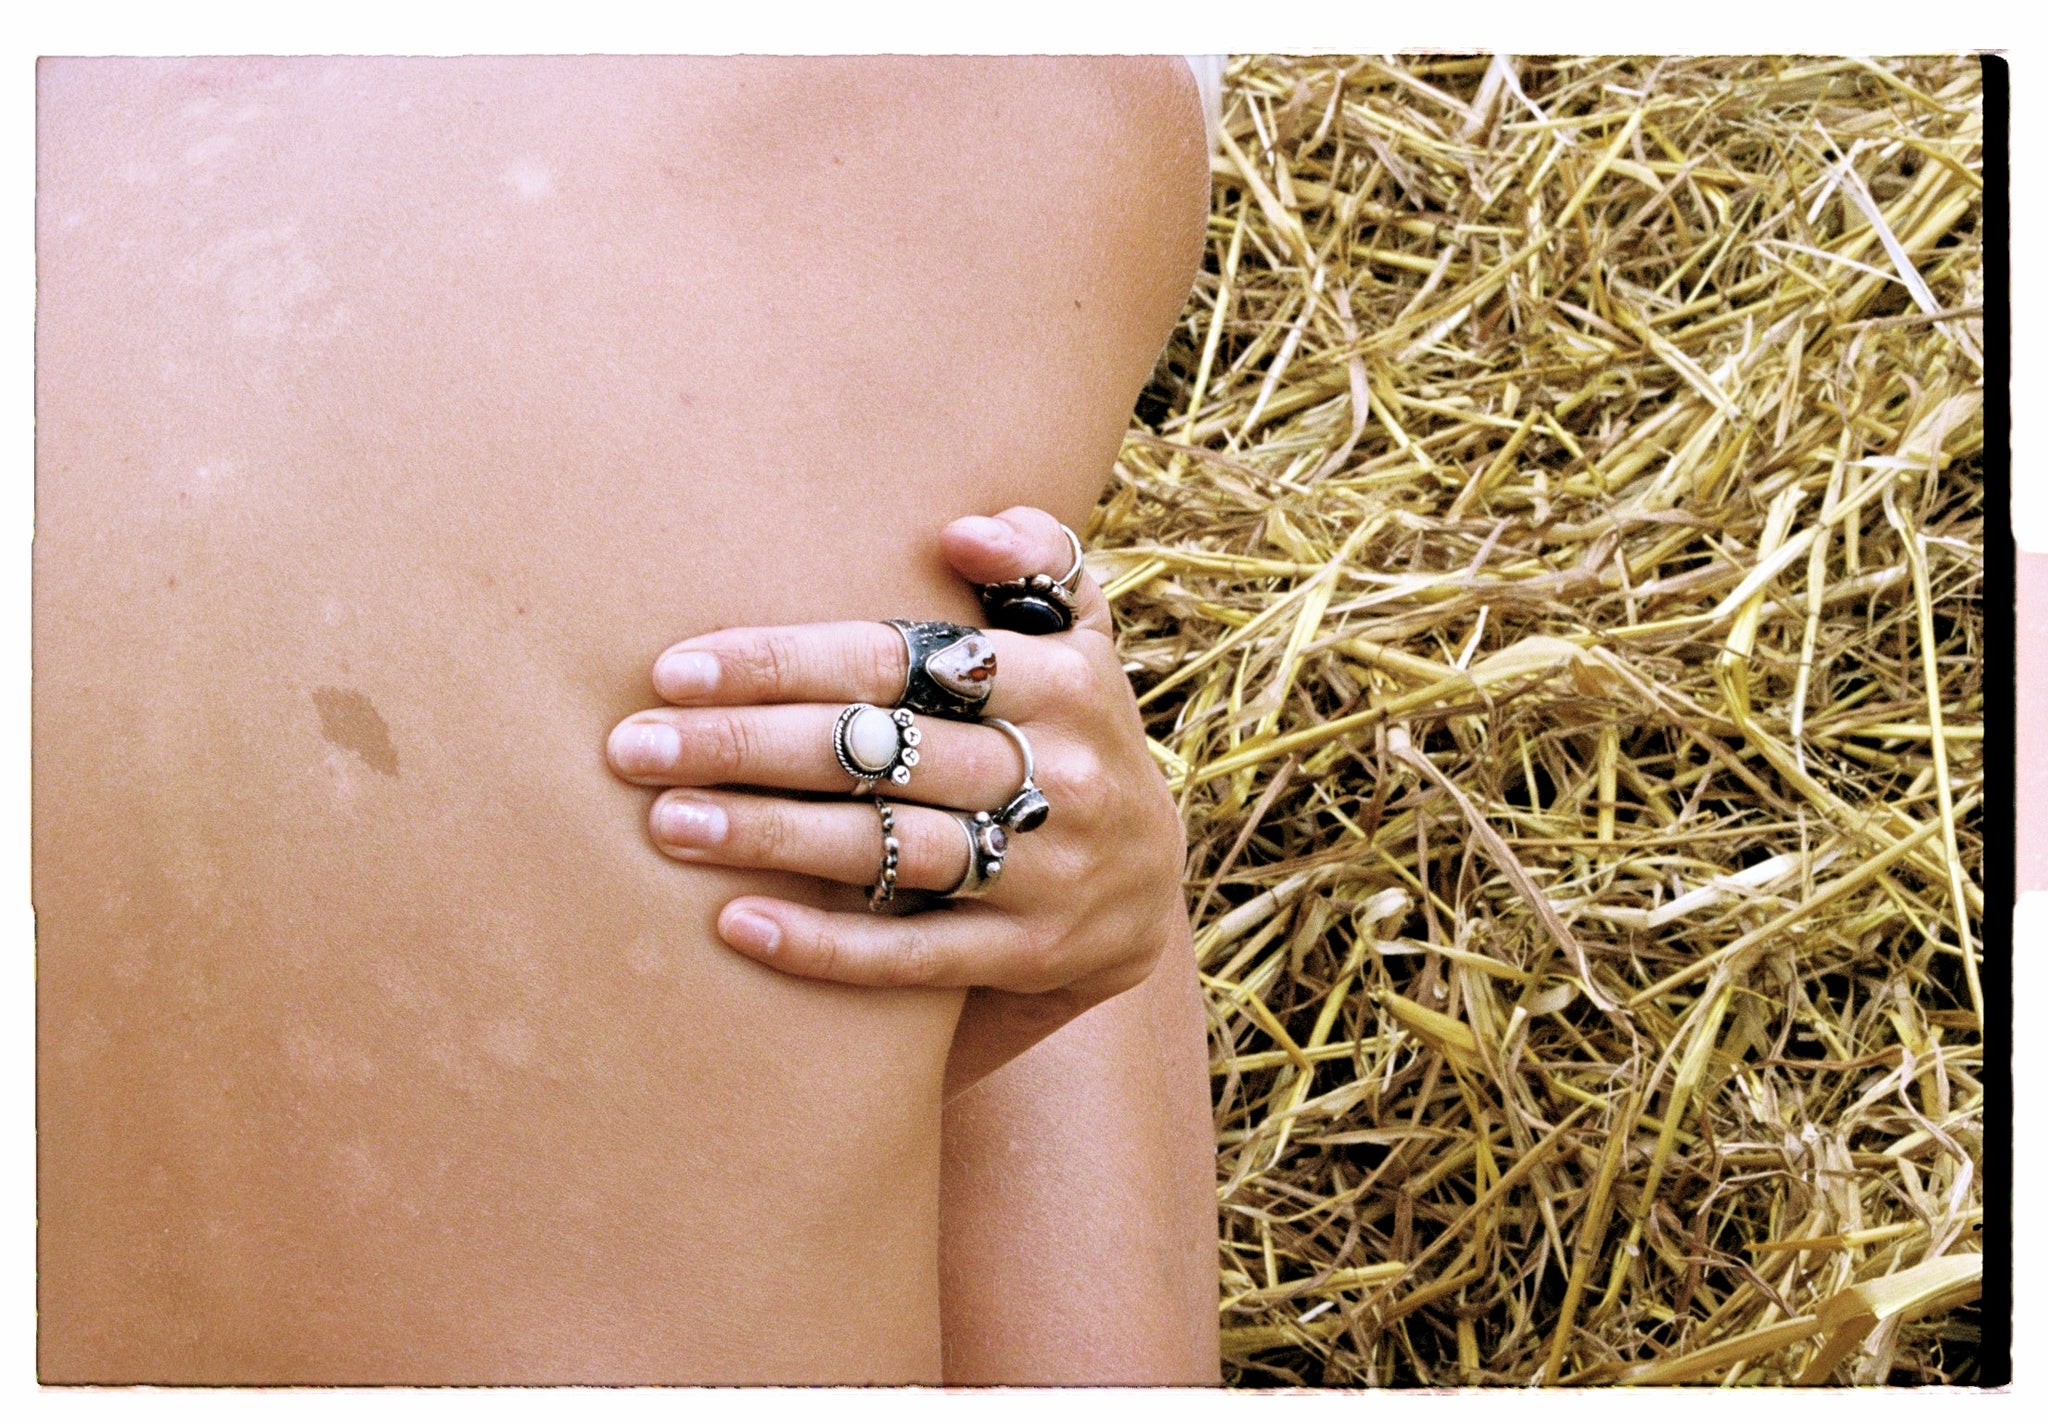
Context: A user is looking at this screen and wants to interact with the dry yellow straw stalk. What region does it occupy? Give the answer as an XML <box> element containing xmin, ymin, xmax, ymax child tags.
<box><xmin>1102</xmin><ymin>54</ymin><xmax>1984</xmax><ymax>1386</ymax></box>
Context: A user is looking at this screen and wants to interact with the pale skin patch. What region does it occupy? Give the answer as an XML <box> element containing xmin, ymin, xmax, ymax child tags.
<box><xmin>501</xmin><ymin>155</ymin><xmax>554</xmax><ymax>202</ymax></box>
<box><xmin>311</xmin><ymin>686</ymin><xmax>399</xmax><ymax>777</ymax></box>
<box><xmin>330</xmin><ymin>1140</ymin><xmax>393</xmax><ymax>1211</ymax></box>
<box><xmin>624</xmin><ymin>932</ymin><xmax>670</xmax><ymax>978</ymax></box>
<box><xmin>480</xmin><ymin>1019</ymin><xmax>537</xmax><ymax>1070</ymax></box>
<box><xmin>281</xmin><ymin>1025</ymin><xmax>379</xmax><ymax>1084</ymax></box>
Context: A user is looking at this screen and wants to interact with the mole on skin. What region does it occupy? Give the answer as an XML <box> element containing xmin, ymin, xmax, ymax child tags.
<box><xmin>312</xmin><ymin>686</ymin><xmax>399</xmax><ymax>777</ymax></box>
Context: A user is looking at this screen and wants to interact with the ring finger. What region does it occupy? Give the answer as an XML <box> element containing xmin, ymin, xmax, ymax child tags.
<box><xmin>649</xmin><ymin>789</ymin><xmax>985</xmax><ymax>895</ymax></box>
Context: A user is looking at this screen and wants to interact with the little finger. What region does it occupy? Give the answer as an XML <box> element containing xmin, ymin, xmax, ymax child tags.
<box><xmin>715</xmin><ymin>897</ymin><xmax>1058</xmax><ymax>991</ymax></box>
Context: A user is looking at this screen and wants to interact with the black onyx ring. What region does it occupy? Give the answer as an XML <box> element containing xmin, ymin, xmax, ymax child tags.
<box><xmin>887</xmin><ymin>619</ymin><xmax>997</xmax><ymax>720</ymax></box>
<box><xmin>984</xmin><ymin>717</ymin><xmax>1050</xmax><ymax>834</ymax></box>
<box><xmin>977</xmin><ymin>523</ymin><xmax>1085</xmax><ymax>635</ymax></box>
<box><xmin>833</xmin><ymin>702</ymin><xmax>921</xmax><ymax>790</ymax></box>
<box><xmin>944</xmin><ymin>810</ymin><xmax>1009</xmax><ymax>898</ymax></box>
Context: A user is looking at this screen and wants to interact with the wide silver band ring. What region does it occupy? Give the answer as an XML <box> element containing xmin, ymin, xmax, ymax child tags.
<box><xmin>887</xmin><ymin>619</ymin><xmax>996</xmax><ymax>720</ymax></box>
<box><xmin>943</xmin><ymin>810</ymin><xmax>1009</xmax><ymax>898</ymax></box>
<box><xmin>984</xmin><ymin>717</ymin><xmax>1051</xmax><ymax>834</ymax></box>
<box><xmin>832</xmin><ymin>702</ymin><xmax>922</xmax><ymax>791</ymax></box>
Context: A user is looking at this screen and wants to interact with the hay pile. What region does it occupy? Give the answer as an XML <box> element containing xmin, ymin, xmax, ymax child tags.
<box><xmin>1100</xmin><ymin>54</ymin><xmax>1985</xmax><ymax>1386</ymax></box>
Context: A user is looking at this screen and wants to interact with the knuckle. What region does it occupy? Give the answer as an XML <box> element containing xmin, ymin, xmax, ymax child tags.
<box><xmin>744</xmin><ymin>802</ymin><xmax>796</xmax><ymax>865</ymax></box>
<box><xmin>1123</xmin><ymin>930</ymin><xmax>1170</xmax><ymax>992</ymax></box>
<box><xmin>752</xmin><ymin>630</ymin><xmax>802</xmax><ymax>696</ymax></box>
<box><xmin>914</xmin><ymin>814</ymin><xmax>967</xmax><ymax>890</ymax></box>
<box><xmin>1013</xmin><ymin>924</ymin><xmax>1074</xmax><ymax>994</ymax></box>
<box><xmin>804</xmin><ymin>923</ymin><xmax>843</xmax><ymax>980</ymax></box>
<box><xmin>886</xmin><ymin>927</ymin><xmax>941</xmax><ymax>987</ymax></box>
<box><xmin>694</xmin><ymin>710</ymin><xmax>756</xmax><ymax>778</ymax></box>
<box><xmin>1040</xmin><ymin>644</ymin><xmax>1098</xmax><ymax>707</ymax></box>
<box><xmin>1042</xmin><ymin>746</ymin><xmax>1110</xmax><ymax>823</ymax></box>
<box><xmin>715</xmin><ymin>629</ymin><xmax>799</xmax><ymax>698</ymax></box>
<box><xmin>1147</xmin><ymin>781</ymin><xmax>1188</xmax><ymax>858</ymax></box>
<box><xmin>1071</xmin><ymin>628</ymin><xmax>1120</xmax><ymax>669</ymax></box>
<box><xmin>858</xmin><ymin>630</ymin><xmax>909</xmax><ymax>700</ymax></box>
<box><xmin>997</xmin><ymin>504</ymin><xmax>1063</xmax><ymax>558</ymax></box>
<box><xmin>1097</xmin><ymin>954</ymin><xmax>1153</xmax><ymax>1002</ymax></box>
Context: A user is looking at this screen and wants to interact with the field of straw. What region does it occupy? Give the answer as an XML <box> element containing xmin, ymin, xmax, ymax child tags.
<box><xmin>1100</xmin><ymin>55</ymin><xmax>1985</xmax><ymax>1386</ymax></box>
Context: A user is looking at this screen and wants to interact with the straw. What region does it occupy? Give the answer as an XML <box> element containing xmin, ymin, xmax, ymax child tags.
<box><xmin>1102</xmin><ymin>54</ymin><xmax>1984</xmax><ymax>1386</ymax></box>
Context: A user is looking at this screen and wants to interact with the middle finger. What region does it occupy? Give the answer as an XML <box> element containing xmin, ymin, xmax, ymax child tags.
<box><xmin>606</xmin><ymin>702</ymin><xmax>1030</xmax><ymax>809</ymax></box>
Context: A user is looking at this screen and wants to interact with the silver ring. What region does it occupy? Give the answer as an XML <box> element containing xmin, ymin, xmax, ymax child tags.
<box><xmin>886</xmin><ymin>619</ymin><xmax>997</xmax><ymax>720</ymax></box>
<box><xmin>832</xmin><ymin>702</ymin><xmax>921</xmax><ymax>790</ymax></box>
<box><xmin>943</xmin><ymin>810</ymin><xmax>1009</xmax><ymax>898</ymax></box>
<box><xmin>984</xmin><ymin>718</ymin><xmax>1050</xmax><ymax>833</ymax></box>
<box><xmin>1053</xmin><ymin>523</ymin><xmax>1086</xmax><ymax>592</ymax></box>
<box><xmin>868</xmin><ymin>798</ymin><xmax>901</xmax><ymax>912</ymax></box>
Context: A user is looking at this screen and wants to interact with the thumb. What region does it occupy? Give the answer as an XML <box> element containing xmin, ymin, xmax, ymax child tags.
<box><xmin>940</xmin><ymin>506</ymin><xmax>1113</xmax><ymax>637</ymax></box>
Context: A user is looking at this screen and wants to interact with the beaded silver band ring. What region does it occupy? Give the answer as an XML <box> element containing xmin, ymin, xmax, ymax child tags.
<box><xmin>868</xmin><ymin>798</ymin><xmax>901</xmax><ymax>911</ymax></box>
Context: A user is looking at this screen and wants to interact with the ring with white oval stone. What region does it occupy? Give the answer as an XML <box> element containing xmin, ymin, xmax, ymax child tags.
<box><xmin>886</xmin><ymin>619</ymin><xmax>997</xmax><ymax>720</ymax></box>
<box><xmin>983</xmin><ymin>717</ymin><xmax>1050</xmax><ymax>834</ymax></box>
<box><xmin>832</xmin><ymin>702</ymin><xmax>922</xmax><ymax>791</ymax></box>
<box><xmin>943</xmin><ymin>810</ymin><xmax>1009</xmax><ymax>898</ymax></box>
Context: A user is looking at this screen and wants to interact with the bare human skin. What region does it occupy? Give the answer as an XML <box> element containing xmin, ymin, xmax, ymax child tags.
<box><xmin>35</xmin><ymin>57</ymin><xmax>1210</xmax><ymax>1382</ymax></box>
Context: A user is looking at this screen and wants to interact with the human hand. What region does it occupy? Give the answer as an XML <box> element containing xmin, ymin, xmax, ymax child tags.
<box><xmin>604</xmin><ymin>507</ymin><xmax>1191</xmax><ymax>1094</ymax></box>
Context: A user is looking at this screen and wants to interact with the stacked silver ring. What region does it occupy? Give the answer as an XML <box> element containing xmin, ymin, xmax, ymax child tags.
<box><xmin>976</xmin><ymin>523</ymin><xmax>1086</xmax><ymax>635</ymax></box>
<box><xmin>834</xmin><ymin>610</ymin><xmax>1061</xmax><ymax>905</ymax></box>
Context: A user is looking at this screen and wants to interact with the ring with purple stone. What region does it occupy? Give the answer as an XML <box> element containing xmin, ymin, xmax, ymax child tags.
<box><xmin>885</xmin><ymin>619</ymin><xmax>997</xmax><ymax>720</ymax></box>
<box><xmin>942</xmin><ymin>809</ymin><xmax>1009</xmax><ymax>899</ymax></box>
<box><xmin>832</xmin><ymin>702</ymin><xmax>922</xmax><ymax>792</ymax></box>
<box><xmin>983</xmin><ymin>717</ymin><xmax>1050</xmax><ymax>834</ymax></box>
<box><xmin>976</xmin><ymin>523</ymin><xmax>1085</xmax><ymax>635</ymax></box>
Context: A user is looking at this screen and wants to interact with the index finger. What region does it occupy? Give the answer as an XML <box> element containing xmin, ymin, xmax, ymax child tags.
<box><xmin>649</xmin><ymin>619</ymin><xmax>1087</xmax><ymax>723</ymax></box>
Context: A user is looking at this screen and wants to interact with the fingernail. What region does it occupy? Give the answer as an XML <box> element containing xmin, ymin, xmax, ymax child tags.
<box><xmin>608</xmin><ymin>720</ymin><xmax>679</xmax><ymax>775</ymax></box>
<box><xmin>955</xmin><ymin>515</ymin><xmax>1015</xmax><ymax>546</ymax></box>
<box><xmin>720</xmin><ymin>909</ymin><xmax>781</xmax><ymax>959</ymax></box>
<box><xmin>654</xmin><ymin>650</ymin><xmax>720</xmax><ymax>700</ymax></box>
<box><xmin>655</xmin><ymin>796</ymin><xmax>727</xmax><ymax>847</ymax></box>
